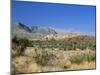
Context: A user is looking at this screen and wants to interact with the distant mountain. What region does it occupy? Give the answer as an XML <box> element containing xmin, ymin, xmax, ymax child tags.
<box><xmin>12</xmin><ymin>22</ymin><xmax>95</xmax><ymax>41</ymax></box>
<box><xmin>31</xmin><ymin>26</ymin><xmax>57</xmax><ymax>34</ymax></box>
<box><xmin>15</xmin><ymin>22</ymin><xmax>32</xmax><ymax>32</ymax></box>
<box><xmin>11</xmin><ymin>22</ymin><xmax>58</xmax><ymax>40</ymax></box>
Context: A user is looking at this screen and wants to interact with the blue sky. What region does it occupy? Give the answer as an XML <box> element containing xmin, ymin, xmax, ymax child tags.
<box><xmin>11</xmin><ymin>1</ymin><xmax>96</xmax><ymax>35</ymax></box>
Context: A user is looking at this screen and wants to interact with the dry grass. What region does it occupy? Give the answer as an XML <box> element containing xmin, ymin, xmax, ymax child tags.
<box><xmin>66</xmin><ymin>61</ymin><xmax>95</xmax><ymax>70</ymax></box>
<box><xmin>68</xmin><ymin>50</ymin><xmax>95</xmax><ymax>64</ymax></box>
<box><xmin>12</xmin><ymin>49</ymin><xmax>96</xmax><ymax>73</ymax></box>
<box><xmin>12</xmin><ymin>56</ymin><xmax>42</xmax><ymax>73</ymax></box>
<box><xmin>63</xmin><ymin>50</ymin><xmax>96</xmax><ymax>70</ymax></box>
<box><xmin>16</xmin><ymin>63</ymin><xmax>42</xmax><ymax>73</ymax></box>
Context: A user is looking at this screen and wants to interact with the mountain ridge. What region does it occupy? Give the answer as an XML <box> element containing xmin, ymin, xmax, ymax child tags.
<box><xmin>12</xmin><ymin>22</ymin><xmax>95</xmax><ymax>40</ymax></box>
<box><xmin>12</xmin><ymin>22</ymin><xmax>58</xmax><ymax>39</ymax></box>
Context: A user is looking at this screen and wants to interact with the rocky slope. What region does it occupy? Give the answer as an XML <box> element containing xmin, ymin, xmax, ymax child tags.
<box><xmin>11</xmin><ymin>22</ymin><xmax>57</xmax><ymax>40</ymax></box>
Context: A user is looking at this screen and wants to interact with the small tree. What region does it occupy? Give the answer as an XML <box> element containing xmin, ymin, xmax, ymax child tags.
<box><xmin>12</xmin><ymin>36</ymin><xmax>32</xmax><ymax>56</ymax></box>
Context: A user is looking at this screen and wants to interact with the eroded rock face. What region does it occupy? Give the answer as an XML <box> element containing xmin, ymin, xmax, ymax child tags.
<box><xmin>42</xmin><ymin>33</ymin><xmax>80</xmax><ymax>41</ymax></box>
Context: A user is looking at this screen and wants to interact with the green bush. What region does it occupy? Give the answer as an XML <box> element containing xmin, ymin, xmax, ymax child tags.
<box><xmin>69</xmin><ymin>54</ymin><xmax>84</xmax><ymax>64</ymax></box>
<box><xmin>84</xmin><ymin>52</ymin><xmax>96</xmax><ymax>62</ymax></box>
<box><xmin>12</xmin><ymin>36</ymin><xmax>33</xmax><ymax>56</ymax></box>
<box><xmin>69</xmin><ymin>51</ymin><xmax>96</xmax><ymax>64</ymax></box>
<box><xmin>30</xmin><ymin>40</ymin><xmax>96</xmax><ymax>51</ymax></box>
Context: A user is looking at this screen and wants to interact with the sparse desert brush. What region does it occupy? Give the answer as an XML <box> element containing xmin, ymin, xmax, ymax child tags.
<box><xmin>34</xmin><ymin>48</ymin><xmax>58</xmax><ymax>66</ymax></box>
<box><xmin>83</xmin><ymin>51</ymin><xmax>96</xmax><ymax>62</ymax></box>
<box><xmin>69</xmin><ymin>51</ymin><xmax>96</xmax><ymax>64</ymax></box>
<box><xmin>69</xmin><ymin>54</ymin><xmax>84</xmax><ymax>64</ymax></box>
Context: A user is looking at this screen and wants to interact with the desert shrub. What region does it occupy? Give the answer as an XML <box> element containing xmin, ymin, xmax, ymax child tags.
<box><xmin>69</xmin><ymin>51</ymin><xmax>96</xmax><ymax>64</ymax></box>
<box><xmin>83</xmin><ymin>51</ymin><xmax>96</xmax><ymax>62</ymax></box>
<box><xmin>69</xmin><ymin>54</ymin><xmax>84</xmax><ymax>64</ymax></box>
<box><xmin>31</xmin><ymin>39</ymin><xmax>96</xmax><ymax>51</ymax></box>
<box><xmin>12</xmin><ymin>36</ymin><xmax>33</xmax><ymax>56</ymax></box>
<box><xmin>34</xmin><ymin>48</ymin><xmax>57</xmax><ymax>66</ymax></box>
